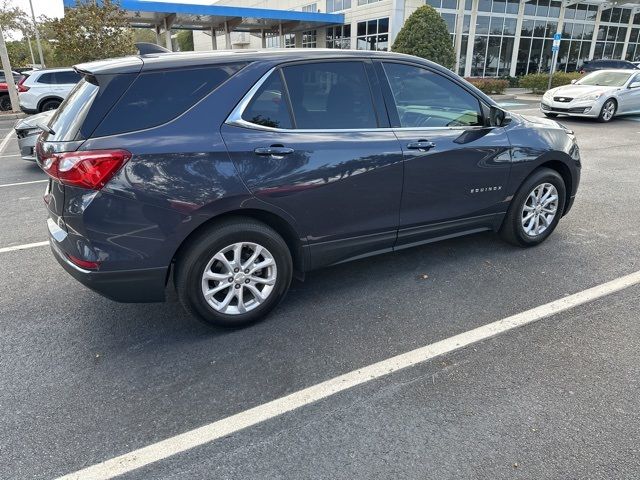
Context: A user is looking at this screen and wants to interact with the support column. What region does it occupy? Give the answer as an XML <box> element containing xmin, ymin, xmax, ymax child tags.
<box><xmin>454</xmin><ymin>0</ymin><xmax>465</xmax><ymax>74</ymax></box>
<box><xmin>620</xmin><ymin>8</ymin><xmax>637</xmax><ymax>59</ymax></box>
<box><xmin>549</xmin><ymin>1</ymin><xmax>567</xmax><ymax>75</ymax></box>
<box><xmin>389</xmin><ymin>0</ymin><xmax>406</xmax><ymax>47</ymax></box>
<box><xmin>261</xmin><ymin>29</ymin><xmax>266</xmax><ymax>48</ymax></box>
<box><xmin>464</xmin><ymin>0</ymin><xmax>479</xmax><ymax>77</ymax></box>
<box><xmin>164</xmin><ymin>17</ymin><xmax>172</xmax><ymax>51</ymax></box>
<box><xmin>588</xmin><ymin>4</ymin><xmax>604</xmax><ymax>61</ymax></box>
<box><xmin>211</xmin><ymin>26</ymin><xmax>218</xmax><ymax>50</ymax></box>
<box><xmin>224</xmin><ymin>21</ymin><xmax>232</xmax><ymax>49</ymax></box>
<box><xmin>509</xmin><ymin>0</ymin><xmax>527</xmax><ymax>77</ymax></box>
<box><xmin>279</xmin><ymin>22</ymin><xmax>284</xmax><ymax>47</ymax></box>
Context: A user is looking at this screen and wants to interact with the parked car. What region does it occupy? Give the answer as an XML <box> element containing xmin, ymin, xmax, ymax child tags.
<box><xmin>18</xmin><ymin>68</ymin><xmax>82</xmax><ymax>113</ymax></box>
<box><xmin>579</xmin><ymin>59</ymin><xmax>639</xmax><ymax>73</ymax></box>
<box><xmin>0</xmin><ymin>71</ymin><xmax>23</xmax><ymax>110</ymax></box>
<box><xmin>14</xmin><ymin>110</ymin><xmax>54</xmax><ymax>161</ymax></box>
<box><xmin>37</xmin><ymin>50</ymin><xmax>581</xmax><ymax>327</ymax></box>
<box><xmin>541</xmin><ymin>69</ymin><xmax>640</xmax><ymax>122</ymax></box>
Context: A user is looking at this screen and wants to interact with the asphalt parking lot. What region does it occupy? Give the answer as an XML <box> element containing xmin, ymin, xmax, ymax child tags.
<box><xmin>1</xmin><ymin>101</ymin><xmax>640</xmax><ymax>479</ymax></box>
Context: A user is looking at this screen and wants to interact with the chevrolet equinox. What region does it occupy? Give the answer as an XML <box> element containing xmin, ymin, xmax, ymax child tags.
<box><xmin>37</xmin><ymin>50</ymin><xmax>581</xmax><ymax>327</ymax></box>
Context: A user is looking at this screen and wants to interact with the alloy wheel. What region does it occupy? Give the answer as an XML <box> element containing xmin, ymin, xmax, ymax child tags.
<box><xmin>521</xmin><ymin>183</ymin><xmax>559</xmax><ymax>237</ymax></box>
<box><xmin>201</xmin><ymin>242</ymin><xmax>277</xmax><ymax>315</ymax></box>
<box><xmin>601</xmin><ymin>100</ymin><xmax>615</xmax><ymax>121</ymax></box>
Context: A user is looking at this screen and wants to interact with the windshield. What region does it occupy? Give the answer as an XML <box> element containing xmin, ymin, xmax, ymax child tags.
<box><xmin>577</xmin><ymin>71</ymin><xmax>632</xmax><ymax>87</ymax></box>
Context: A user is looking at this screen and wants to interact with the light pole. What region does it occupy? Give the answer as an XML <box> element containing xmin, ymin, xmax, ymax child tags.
<box><xmin>28</xmin><ymin>0</ymin><xmax>45</xmax><ymax>68</ymax></box>
<box><xmin>0</xmin><ymin>24</ymin><xmax>20</xmax><ymax>112</ymax></box>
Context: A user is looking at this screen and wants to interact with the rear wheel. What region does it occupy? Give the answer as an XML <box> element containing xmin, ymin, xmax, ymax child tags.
<box><xmin>175</xmin><ymin>219</ymin><xmax>293</xmax><ymax>327</ymax></box>
<box><xmin>40</xmin><ymin>99</ymin><xmax>61</xmax><ymax>112</ymax></box>
<box><xmin>0</xmin><ymin>94</ymin><xmax>10</xmax><ymax>111</ymax></box>
<box><xmin>597</xmin><ymin>99</ymin><xmax>616</xmax><ymax>122</ymax></box>
<box><xmin>500</xmin><ymin>168</ymin><xmax>566</xmax><ymax>247</ymax></box>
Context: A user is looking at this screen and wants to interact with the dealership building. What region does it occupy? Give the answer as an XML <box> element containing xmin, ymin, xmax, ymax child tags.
<box><xmin>71</xmin><ymin>0</ymin><xmax>640</xmax><ymax>78</ymax></box>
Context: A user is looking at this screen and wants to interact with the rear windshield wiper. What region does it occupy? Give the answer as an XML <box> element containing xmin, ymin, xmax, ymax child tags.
<box><xmin>36</xmin><ymin>123</ymin><xmax>55</xmax><ymax>135</ymax></box>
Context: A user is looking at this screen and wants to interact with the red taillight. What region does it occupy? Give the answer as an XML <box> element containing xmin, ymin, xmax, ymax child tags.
<box><xmin>39</xmin><ymin>148</ymin><xmax>131</xmax><ymax>190</ymax></box>
<box><xmin>66</xmin><ymin>254</ymin><xmax>100</xmax><ymax>270</ymax></box>
<box><xmin>17</xmin><ymin>76</ymin><xmax>29</xmax><ymax>92</ymax></box>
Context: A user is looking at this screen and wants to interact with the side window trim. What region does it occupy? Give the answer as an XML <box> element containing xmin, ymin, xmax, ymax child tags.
<box><xmin>374</xmin><ymin>59</ymin><xmax>489</xmax><ymax>130</ymax></box>
<box><xmin>227</xmin><ymin>59</ymin><xmax>384</xmax><ymax>132</ymax></box>
<box><xmin>278</xmin><ymin>68</ymin><xmax>297</xmax><ymax>129</ymax></box>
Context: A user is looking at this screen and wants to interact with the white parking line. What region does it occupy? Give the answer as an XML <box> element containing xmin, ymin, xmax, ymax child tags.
<box><xmin>55</xmin><ymin>269</ymin><xmax>640</xmax><ymax>480</ymax></box>
<box><xmin>0</xmin><ymin>241</ymin><xmax>49</xmax><ymax>253</ymax></box>
<box><xmin>0</xmin><ymin>129</ymin><xmax>14</xmax><ymax>154</ymax></box>
<box><xmin>0</xmin><ymin>153</ymin><xmax>20</xmax><ymax>158</ymax></box>
<box><xmin>0</xmin><ymin>179</ymin><xmax>47</xmax><ymax>188</ymax></box>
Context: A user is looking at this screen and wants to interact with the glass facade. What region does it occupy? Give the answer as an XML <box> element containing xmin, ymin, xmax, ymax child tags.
<box><xmin>327</xmin><ymin>25</ymin><xmax>351</xmax><ymax>48</ymax></box>
<box><xmin>326</xmin><ymin>0</ymin><xmax>351</xmax><ymax>13</ymax></box>
<box><xmin>265</xmin><ymin>32</ymin><xmax>295</xmax><ymax>48</ymax></box>
<box><xmin>356</xmin><ymin>17</ymin><xmax>389</xmax><ymax>51</ymax></box>
<box><xmin>302</xmin><ymin>30</ymin><xmax>317</xmax><ymax>47</ymax></box>
<box><xmin>426</xmin><ymin>0</ymin><xmax>640</xmax><ymax>77</ymax></box>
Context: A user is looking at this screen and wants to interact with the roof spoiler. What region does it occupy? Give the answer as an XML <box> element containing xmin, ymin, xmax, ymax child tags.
<box><xmin>135</xmin><ymin>42</ymin><xmax>171</xmax><ymax>55</ymax></box>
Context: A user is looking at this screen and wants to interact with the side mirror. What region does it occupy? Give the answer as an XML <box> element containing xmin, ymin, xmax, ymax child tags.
<box><xmin>570</xmin><ymin>79</ymin><xmax>577</xmax><ymax>84</ymax></box>
<box><xmin>489</xmin><ymin>106</ymin><xmax>511</xmax><ymax>127</ymax></box>
<box><xmin>629</xmin><ymin>81</ymin><xmax>640</xmax><ymax>89</ymax></box>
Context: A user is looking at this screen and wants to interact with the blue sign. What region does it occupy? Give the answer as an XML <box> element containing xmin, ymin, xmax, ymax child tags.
<box><xmin>553</xmin><ymin>33</ymin><xmax>562</xmax><ymax>41</ymax></box>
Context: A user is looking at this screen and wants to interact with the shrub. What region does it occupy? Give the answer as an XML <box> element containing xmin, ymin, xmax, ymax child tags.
<box><xmin>392</xmin><ymin>5</ymin><xmax>455</xmax><ymax>69</ymax></box>
<box><xmin>519</xmin><ymin>72</ymin><xmax>582</xmax><ymax>94</ymax></box>
<box><xmin>465</xmin><ymin>77</ymin><xmax>509</xmax><ymax>95</ymax></box>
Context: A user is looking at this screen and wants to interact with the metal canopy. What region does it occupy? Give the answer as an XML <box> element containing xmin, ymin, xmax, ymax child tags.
<box><xmin>62</xmin><ymin>0</ymin><xmax>345</xmax><ymax>33</ymax></box>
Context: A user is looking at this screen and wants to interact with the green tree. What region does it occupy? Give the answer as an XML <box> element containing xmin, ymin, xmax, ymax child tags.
<box><xmin>176</xmin><ymin>30</ymin><xmax>193</xmax><ymax>51</ymax></box>
<box><xmin>391</xmin><ymin>5</ymin><xmax>455</xmax><ymax>70</ymax></box>
<box><xmin>48</xmin><ymin>0</ymin><xmax>135</xmax><ymax>66</ymax></box>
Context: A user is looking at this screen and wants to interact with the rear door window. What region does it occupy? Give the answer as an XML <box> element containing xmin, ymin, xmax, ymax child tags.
<box><xmin>381</xmin><ymin>62</ymin><xmax>483</xmax><ymax>128</ymax></box>
<box><xmin>93</xmin><ymin>63</ymin><xmax>245</xmax><ymax>136</ymax></box>
<box><xmin>281</xmin><ymin>61</ymin><xmax>378</xmax><ymax>129</ymax></box>
<box><xmin>242</xmin><ymin>71</ymin><xmax>293</xmax><ymax>129</ymax></box>
<box><xmin>36</xmin><ymin>73</ymin><xmax>55</xmax><ymax>84</ymax></box>
<box><xmin>54</xmin><ymin>71</ymin><xmax>81</xmax><ymax>84</ymax></box>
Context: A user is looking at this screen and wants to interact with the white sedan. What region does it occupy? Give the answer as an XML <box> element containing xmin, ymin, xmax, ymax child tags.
<box><xmin>541</xmin><ymin>69</ymin><xmax>640</xmax><ymax>122</ymax></box>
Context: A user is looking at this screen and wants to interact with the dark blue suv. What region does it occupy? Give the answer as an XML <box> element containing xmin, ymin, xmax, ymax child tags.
<box><xmin>37</xmin><ymin>50</ymin><xmax>581</xmax><ymax>327</ymax></box>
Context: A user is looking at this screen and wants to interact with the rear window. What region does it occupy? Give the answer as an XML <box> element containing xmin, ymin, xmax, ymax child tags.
<box><xmin>93</xmin><ymin>63</ymin><xmax>245</xmax><ymax>137</ymax></box>
<box><xmin>37</xmin><ymin>71</ymin><xmax>81</xmax><ymax>85</ymax></box>
<box><xmin>48</xmin><ymin>79</ymin><xmax>99</xmax><ymax>142</ymax></box>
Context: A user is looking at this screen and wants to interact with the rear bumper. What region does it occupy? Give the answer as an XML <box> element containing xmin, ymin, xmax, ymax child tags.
<box><xmin>20</xmin><ymin>106</ymin><xmax>38</xmax><ymax>114</ymax></box>
<box><xmin>49</xmin><ymin>231</ymin><xmax>167</xmax><ymax>303</ymax></box>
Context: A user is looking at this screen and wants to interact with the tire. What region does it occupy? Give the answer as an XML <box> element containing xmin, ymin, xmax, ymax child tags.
<box><xmin>0</xmin><ymin>94</ymin><xmax>10</xmax><ymax>111</ymax></box>
<box><xmin>174</xmin><ymin>218</ymin><xmax>293</xmax><ymax>327</ymax></box>
<box><xmin>39</xmin><ymin>99</ymin><xmax>61</xmax><ymax>112</ymax></box>
<box><xmin>543</xmin><ymin>112</ymin><xmax>558</xmax><ymax>118</ymax></box>
<box><xmin>597</xmin><ymin>99</ymin><xmax>616</xmax><ymax>123</ymax></box>
<box><xmin>499</xmin><ymin>168</ymin><xmax>566</xmax><ymax>247</ymax></box>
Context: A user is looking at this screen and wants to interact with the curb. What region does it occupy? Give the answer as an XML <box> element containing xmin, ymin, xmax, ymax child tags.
<box><xmin>0</xmin><ymin>112</ymin><xmax>27</xmax><ymax>120</ymax></box>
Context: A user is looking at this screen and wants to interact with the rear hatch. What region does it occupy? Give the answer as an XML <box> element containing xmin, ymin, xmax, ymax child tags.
<box><xmin>36</xmin><ymin>57</ymin><xmax>143</xmax><ymax>223</ymax></box>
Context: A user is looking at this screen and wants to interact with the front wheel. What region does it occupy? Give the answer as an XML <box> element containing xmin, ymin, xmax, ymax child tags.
<box><xmin>500</xmin><ymin>168</ymin><xmax>566</xmax><ymax>247</ymax></box>
<box><xmin>175</xmin><ymin>219</ymin><xmax>293</xmax><ymax>327</ymax></box>
<box><xmin>597</xmin><ymin>99</ymin><xmax>616</xmax><ymax>122</ymax></box>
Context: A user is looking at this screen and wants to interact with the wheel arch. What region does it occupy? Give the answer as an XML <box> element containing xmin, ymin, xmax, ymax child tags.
<box><xmin>534</xmin><ymin>160</ymin><xmax>573</xmax><ymax>215</ymax></box>
<box><xmin>37</xmin><ymin>96</ymin><xmax>63</xmax><ymax>112</ymax></box>
<box><xmin>170</xmin><ymin>209</ymin><xmax>306</xmax><ymax>283</ymax></box>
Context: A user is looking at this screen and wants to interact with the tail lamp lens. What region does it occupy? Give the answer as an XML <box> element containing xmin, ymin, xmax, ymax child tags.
<box><xmin>38</xmin><ymin>148</ymin><xmax>131</xmax><ymax>190</ymax></box>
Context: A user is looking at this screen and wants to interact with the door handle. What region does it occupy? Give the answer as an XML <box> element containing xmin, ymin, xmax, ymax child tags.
<box><xmin>406</xmin><ymin>140</ymin><xmax>436</xmax><ymax>151</ymax></box>
<box><xmin>254</xmin><ymin>146</ymin><xmax>294</xmax><ymax>157</ymax></box>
